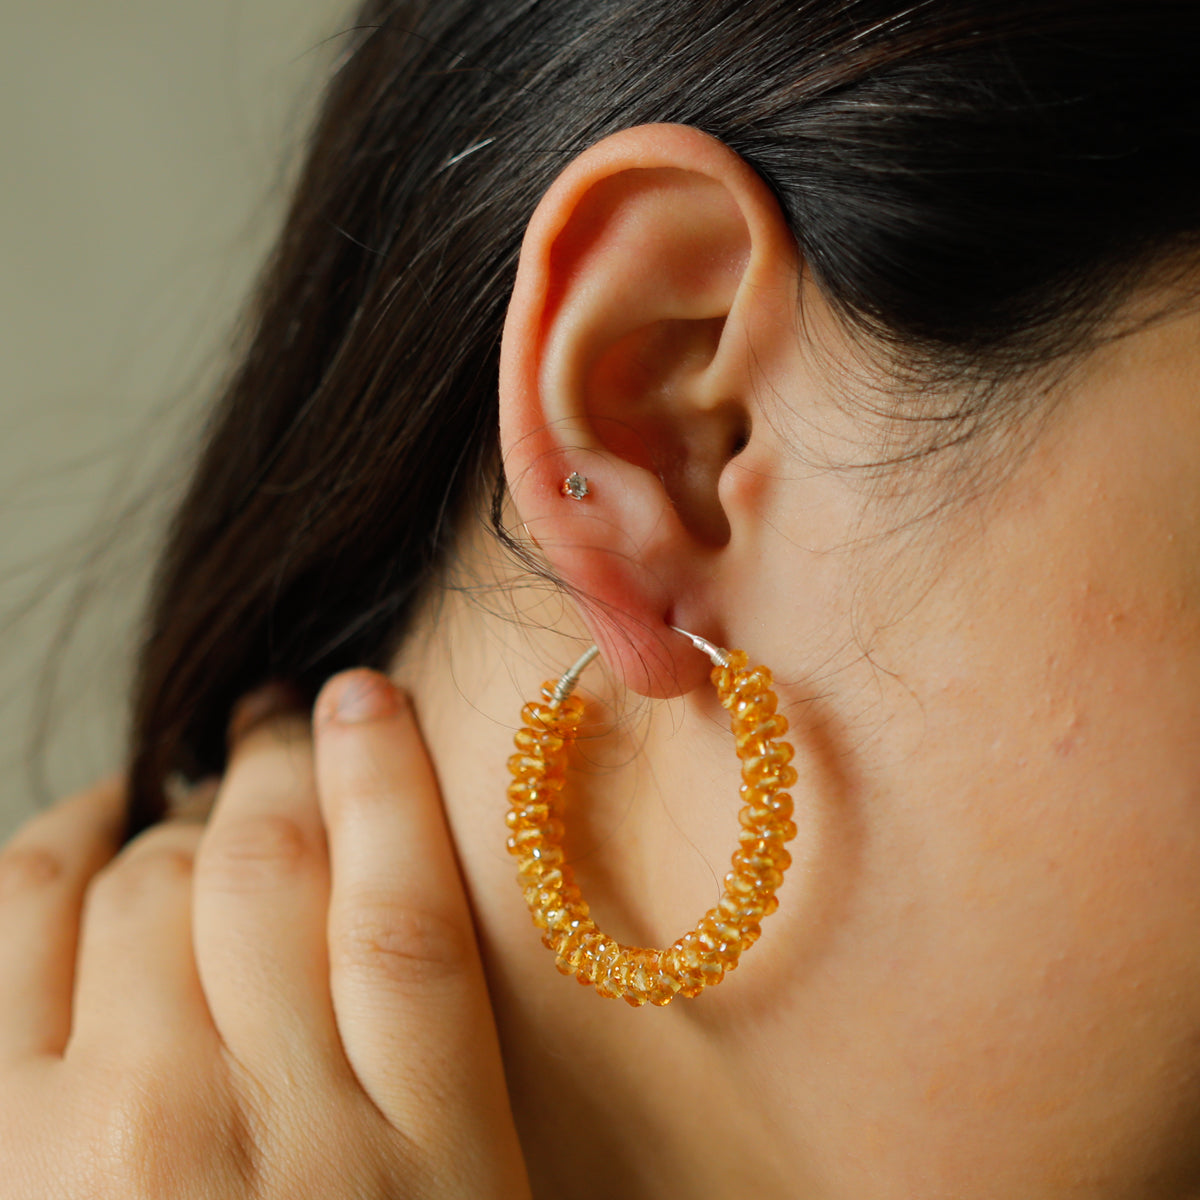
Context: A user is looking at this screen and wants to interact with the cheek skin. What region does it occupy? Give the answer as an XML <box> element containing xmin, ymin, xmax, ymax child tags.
<box><xmin>813</xmin><ymin>314</ymin><xmax>1200</xmax><ymax>1194</ymax></box>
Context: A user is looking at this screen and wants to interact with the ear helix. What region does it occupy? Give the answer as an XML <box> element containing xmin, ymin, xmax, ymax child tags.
<box><xmin>505</xmin><ymin>623</ymin><xmax>798</xmax><ymax>1007</ymax></box>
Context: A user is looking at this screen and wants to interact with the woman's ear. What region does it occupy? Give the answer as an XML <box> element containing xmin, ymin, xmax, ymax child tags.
<box><xmin>498</xmin><ymin>123</ymin><xmax>801</xmax><ymax>697</ymax></box>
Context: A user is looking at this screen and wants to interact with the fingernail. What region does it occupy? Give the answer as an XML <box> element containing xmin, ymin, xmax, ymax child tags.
<box><xmin>228</xmin><ymin>681</ymin><xmax>306</xmax><ymax>746</ymax></box>
<box><xmin>324</xmin><ymin>671</ymin><xmax>403</xmax><ymax>725</ymax></box>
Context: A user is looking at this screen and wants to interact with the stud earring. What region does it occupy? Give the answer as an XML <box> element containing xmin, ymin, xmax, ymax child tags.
<box><xmin>505</xmin><ymin>628</ymin><xmax>798</xmax><ymax>1007</ymax></box>
<box><xmin>560</xmin><ymin>472</ymin><xmax>590</xmax><ymax>499</ymax></box>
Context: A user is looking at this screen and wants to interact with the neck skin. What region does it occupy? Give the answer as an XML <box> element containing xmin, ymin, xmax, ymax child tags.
<box><xmin>390</xmin><ymin>300</ymin><xmax>1200</xmax><ymax>1200</ymax></box>
<box><xmin>392</xmin><ymin>532</ymin><xmax>827</xmax><ymax>1197</ymax></box>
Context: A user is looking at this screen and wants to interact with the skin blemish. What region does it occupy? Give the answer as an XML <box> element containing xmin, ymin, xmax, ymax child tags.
<box><xmin>1053</xmin><ymin>711</ymin><xmax>1085</xmax><ymax>759</ymax></box>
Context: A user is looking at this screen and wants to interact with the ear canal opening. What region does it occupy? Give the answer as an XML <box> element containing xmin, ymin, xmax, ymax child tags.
<box><xmin>729</xmin><ymin>415</ymin><xmax>752</xmax><ymax>459</ymax></box>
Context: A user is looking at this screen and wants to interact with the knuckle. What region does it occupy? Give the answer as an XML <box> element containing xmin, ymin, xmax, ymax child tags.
<box><xmin>85</xmin><ymin>1065</ymin><xmax>257</xmax><ymax>1199</ymax></box>
<box><xmin>334</xmin><ymin>896</ymin><xmax>471</xmax><ymax>985</ymax></box>
<box><xmin>86</xmin><ymin>1068</ymin><xmax>179</xmax><ymax>1195</ymax></box>
<box><xmin>198</xmin><ymin>814</ymin><xmax>314</xmax><ymax>891</ymax></box>
<box><xmin>89</xmin><ymin>845</ymin><xmax>193</xmax><ymax>910</ymax></box>
<box><xmin>0</xmin><ymin>843</ymin><xmax>64</xmax><ymax>901</ymax></box>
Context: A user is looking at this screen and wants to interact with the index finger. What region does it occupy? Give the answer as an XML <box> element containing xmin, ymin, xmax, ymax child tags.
<box><xmin>312</xmin><ymin>670</ymin><xmax>519</xmax><ymax>1152</ymax></box>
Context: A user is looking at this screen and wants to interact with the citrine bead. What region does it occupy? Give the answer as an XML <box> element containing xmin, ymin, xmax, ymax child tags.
<box><xmin>520</xmin><ymin>701</ymin><xmax>558</xmax><ymax>730</ymax></box>
<box><xmin>593</xmin><ymin>975</ymin><xmax>622</xmax><ymax>1000</ymax></box>
<box><xmin>736</xmin><ymin>818</ymin><xmax>798</xmax><ymax>846</ymax></box>
<box><xmin>536</xmin><ymin>817</ymin><xmax>565</xmax><ymax>843</ymax></box>
<box><xmin>567</xmin><ymin>916</ymin><xmax>594</xmax><ymax>944</ymax></box>
<box><xmin>743</xmin><ymin>741</ymin><xmax>794</xmax><ymax>769</ymax></box>
<box><xmin>738</xmin><ymin>782</ymin><xmax>777</xmax><ymax>807</ymax></box>
<box><xmin>680</xmin><ymin>936</ymin><xmax>710</xmax><ymax>973</ymax></box>
<box><xmin>718</xmin><ymin>891</ymin><xmax>766</xmax><ymax>925</ymax></box>
<box><xmin>591</xmin><ymin>937</ymin><xmax>619</xmax><ymax>971</ymax></box>
<box><xmin>572</xmin><ymin>933</ymin><xmax>604</xmax><ymax>982</ymax></box>
<box><xmin>506</xmin><ymin>805</ymin><xmax>559</xmax><ymax>831</ymax></box>
<box><xmin>542</xmin><ymin>905</ymin><xmax>572</xmax><ymax>932</ymax></box>
<box><xmin>735</xmin><ymin>846</ymin><xmax>793</xmax><ymax>876</ymax></box>
<box><xmin>765</xmin><ymin>792</ymin><xmax>794</xmax><ymax>820</ymax></box>
<box><xmin>537</xmin><ymin>868</ymin><xmax>564</xmax><ymax>897</ymax></box>
<box><xmin>668</xmin><ymin>935</ymin><xmax>693</xmax><ymax>970</ymax></box>
<box><xmin>724</xmin><ymin>870</ymin><xmax>779</xmax><ymax>901</ymax></box>
<box><xmin>737</xmin><ymin>665</ymin><xmax>773</xmax><ymax>692</ymax></box>
<box><xmin>738</xmin><ymin>803</ymin><xmax>778</xmax><ymax>831</ymax></box>
<box><xmin>553</xmin><ymin>927</ymin><xmax>594</xmax><ymax>974</ymax></box>
<box><xmin>730</xmin><ymin>849</ymin><xmax>774</xmax><ymax>877</ymax></box>
<box><xmin>740</xmin><ymin>764</ymin><xmax>799</xmax><ymax>792</ymax></box>
<box><xmin>697</xmin><ymin>934</ymin><xmax>741</xmax><ymax>967</ymax></box>
<box><xmin>506</xmin><ymin>827</ymin><xmax>545</xmax><ymax>853</ymax></box>
<box><xmin>648</xmin><ymin>963</ymin><xmax>682</xmax><ymax>1003</ymax></box>
<box><xmin>711</xmin><ymin>651</ymin><xmax>750</xmax><ymax>694</ymax></box>
<box><xmin>708</xmin><ymin>917</ymin><xmax>743</xmax><ymax>947</ymax></box>
<box><xmin>731</xmin><ymin>692</ymin><xmax>778</xmax><ymax>722</ymax></box>
<box><xmin>734</xmin><ymin>861</ymin><xmax>785</xmax><ymax>892</ymax></box>
<box><xmin>626</xmin><ymin>949</ymin><xmax>658</xmax><ymax>995</ymax></box>
<box><xmin>607</xmin><ymin>956</ymin><xmax>634</xmax><ymax>992</ymax></box>
<box><xmin>521</xmin><ymin>863</ymin><xmax>564</xmax><ymax>893</ymax></box>
<box><xmin>755</xmin><ymin>712</ymin><xmax>790</xmax><ymax>740</ymax></box>
<box><xmin>658</xmin><ymin>943</ymin><xmax>682</xmax><ymax>977</ymax></box>
<box><xmin>771</xmin><ymin>819</ymin><xmax>799</xmax><ymax>843</ymax></box>
<box><xmin>508</xmin><ymin>840</ymin><xmax>554</xmax><ymax>868</ymax></box>
<box><xmin>737</xmin><ymin>825</ymin><xmax>793</xmax><ymax>856</ymax></box>
<box><xmin>742</xmin><ymin>755</ymin><xmax>795</xmax><ymax>786</ymax></box>
<box><xmin>508</xmin><ymin>800</ymin><xmax>554</xmax><ymax>826</ymax></box>
<box><xmin>516</xmin><ymin>861</ymin><xmax>547</xmax><ymax>890</ymax></box>
<box><xmin>514</xmin><ymin>726</ymin><xmax>566</xmax><ymax>755</ymax></box>
<box><xmin>508</xmin><ymin>753</ymin><xmax>551</xmax><ymax>781</ymax></box>
<box><xmin>734</xmin><ymin>717</ymin><xmax>790</xmax><ymax>757</ymax></box>
<box><xmin>507</xmin><ymin>783</ymin><xmax>563</xmax><ymax>810</ymax></box>
<box><xmin>597</xmin><ymin>961</ymin><xmax>627</xmax><ymax>998</ymax></box>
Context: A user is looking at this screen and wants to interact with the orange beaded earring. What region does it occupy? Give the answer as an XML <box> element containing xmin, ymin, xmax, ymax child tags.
<box><xmin>505</xmin><ymin>627</ymin><xmax>798</xmax><ymax>1007</ymax></box>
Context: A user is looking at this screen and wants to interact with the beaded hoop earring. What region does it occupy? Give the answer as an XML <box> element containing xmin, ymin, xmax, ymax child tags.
<box><xmin>505</xmin><ymin>627</ymin><xmax>798</xmax><ymax>1007</ymax></box>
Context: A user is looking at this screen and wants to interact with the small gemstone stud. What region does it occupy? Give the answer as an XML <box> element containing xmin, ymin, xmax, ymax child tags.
<box><xmin>561</xmin><ymin>472</ymin><xmax>590</xmax><ymax>500</ymax></box>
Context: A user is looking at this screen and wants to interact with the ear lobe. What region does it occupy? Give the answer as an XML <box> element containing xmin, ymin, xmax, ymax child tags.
<box><xmin>498</xmin><ymin>124</ymin><xmax>799</xmax><ymax>698</ymax></box>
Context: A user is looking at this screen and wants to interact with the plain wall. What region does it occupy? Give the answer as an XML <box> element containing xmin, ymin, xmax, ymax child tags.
<box><xmin>0</xmin><ymin>0</ymin><xmax>351</xmax><ymax>838</ymax></box>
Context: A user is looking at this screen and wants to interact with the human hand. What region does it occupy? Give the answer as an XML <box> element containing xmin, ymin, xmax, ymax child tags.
<box><xmin>0</xmin><ymin>670</ymin><xmax>530</xmax><ymax>1199</ymax></box>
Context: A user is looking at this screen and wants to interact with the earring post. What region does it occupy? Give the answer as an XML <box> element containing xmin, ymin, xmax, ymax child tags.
<box><xmin>670</xmin><ymin>625</ymin><xmax>731</xmax><ymax>668</ymax></box>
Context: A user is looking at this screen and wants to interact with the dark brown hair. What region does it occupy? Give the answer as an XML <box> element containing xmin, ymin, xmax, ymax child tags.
<box><xmin>123</xmin><ymin>0</ymin><xmax>1200</xmax><ymax>838</ymax></box>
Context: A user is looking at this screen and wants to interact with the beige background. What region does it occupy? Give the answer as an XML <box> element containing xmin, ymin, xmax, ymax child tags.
<box><xmin>0</xmin><ymin>1</ymin><xmax>350</xmax><ymax>838</ymax></box>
